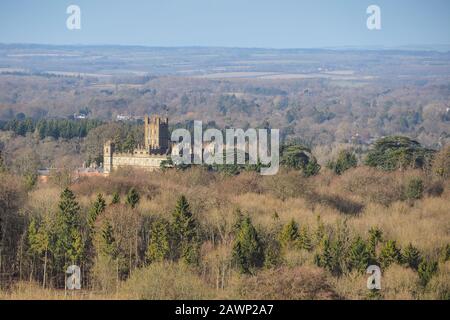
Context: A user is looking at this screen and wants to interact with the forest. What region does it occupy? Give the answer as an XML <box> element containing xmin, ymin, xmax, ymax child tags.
<box><xmin>0</xmin><ymin>137</ymin><xmax>448</xmax><ymax>300</ymax></box>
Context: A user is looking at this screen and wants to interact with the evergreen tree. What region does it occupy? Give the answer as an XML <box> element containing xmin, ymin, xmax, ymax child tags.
<box><xmin>54</xmin><ymin>188</ymin><xmax>84</xmax><ymax>270</ymax></box>
<box><xmin>122</xmin><ymin>133</ymin><xmax>136</xmax><ymax>153</ymax></box>
<box><xmin>402</xmin><ymin>243</ymin><xmax>422</xmax><ymax>270</ymax></box>
<box><xmin>232</xmin><ymin>215</ymin><xmax>263</xmax><ymax>274</ymax></box>
<box><xmin>27</xmin><ymin>218</ymin><xmax>50</xmax><ymax>286</ymax></box>
<box><xmin>418</xmin><ymin>259</ymin><xmax>438</xmax><ymax>286</ymax></box>
<box><xmin>145</xmin><ymin>220</ymin><xmax>171</xmax><ymax>263</ymax></box>
<box><xmin>263</xmin><ymin>236</ymin><xmax>282</xmax><ymax>269</ymax></box>
<box><xmin>280</xmin><ymin>143</ymin><xmax>321</xmax><ymax>176</ymax></box>
<box><xmin>111</xmin><ymin>192</ymin><xmax>120</xmax><ymax>205</ymax></box>
<box><xmin>279</xmin><ymin>219</ymin><xmax>299</xmax><ymax>249</ymax></box>
<box><xmin>85</xmin><ymin>193</ymin><xmax>107</xmax><ymax>273</ymax></box>
<box><xmin>100</xmin><ymin>222</ymin><xmax>118</xmax><ymax>258</ymax></box>
<box><xmin>328</xmin><ymin>221</ymin><xmax>351</xmax><ymax>276</ymax></box>
<box><xmin>88</xmin><ymin>194</ymin><xmax>106</xmax><ymax>229</ymax></box>
<box><xmin>348</xmin><ymin>236</ymin><xmax>370</xmax><ymax>273</ymax></box>
<box><xmin>379</xmin><ymin>240</ymin><xmax>402</xmax><ymax>269</ymax></box>
<box><xmin>314</xmin><ymin>236</ymin><xmax>333</xmax><ymax>271</ymax></box>
<box><xmin>171</xmin><ymin>195</ymin><xmax>199</xmax><ymax>265</ymax></box>
<box><xmin>126</xmin><ymin>188</ymin><xmax>140</xmax><ymax>209</ymax></box>
<box><xmin>368</xmin><ymin>227</ymin><xmax>383</xmax><ymax>262</ymax></box>
<box><xmin>365</xmin><ymin>136</ymin><xmax>434</xmax><ymax>171</ymax></box>
<box><xmin>314</xmin><ymin>215</ymin><xmax>326</xmax><ymax>246</ymax></box>
<box><xmin>298</xmin><ymin>225</ymin><xmax>312</xmax><ymax>251</ymax></box>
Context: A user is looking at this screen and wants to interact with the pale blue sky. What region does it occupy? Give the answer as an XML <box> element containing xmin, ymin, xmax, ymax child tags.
<box><xmin>0</xmin><ymin>0</ymin><xmax>449</xmax><ymax>48</ymax></box>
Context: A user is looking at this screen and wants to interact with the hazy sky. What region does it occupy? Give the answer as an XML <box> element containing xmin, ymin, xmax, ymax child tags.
<box><xmin>0</xmin><ymin>0</ymin><xmax>449</xmax><ymax>48</ymax></box>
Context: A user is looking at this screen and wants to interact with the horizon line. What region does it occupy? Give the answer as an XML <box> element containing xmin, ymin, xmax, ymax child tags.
<box><xmin>1</xmin><ymin>42</ymin><xmax>450</xmax><ymax>53</ymax></box>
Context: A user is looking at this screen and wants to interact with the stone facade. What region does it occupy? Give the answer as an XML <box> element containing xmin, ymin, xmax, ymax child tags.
<box><xmin>103</xmin><ymin>115</ymin><xmax>170</xmax><ymax>174</ymax></box>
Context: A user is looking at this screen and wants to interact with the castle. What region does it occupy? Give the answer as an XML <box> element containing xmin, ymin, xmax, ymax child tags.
<box><xmin>103</xmin><ymin>115</ymin><xmax>171</xmax><ymax>174</ymax></box>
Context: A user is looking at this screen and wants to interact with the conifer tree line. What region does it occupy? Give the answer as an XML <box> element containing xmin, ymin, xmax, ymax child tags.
<box><xmin>0</xmin><ymin>118</ymin><xmax>102</xmax><ymax>139</ymax></box>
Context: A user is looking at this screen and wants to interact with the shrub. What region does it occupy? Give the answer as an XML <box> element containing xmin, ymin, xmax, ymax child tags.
<box><xmin>382</xmin><ymin>264</ymin><xmax>421</xmax><ymax>300</ymax></box>
<box><xmin>379</xmin><ymin>240</ymin><xmax>402</xmax><ymax>269</ymax></box>
<box><xmin>439</xmin><ymin>244</ymin><xmax>450</xmax><ymax>263</ymax></box>
<box><xmin>126</xmin><ymin>187</ymin><xmax>140</xmax><ymax>208</ymax></box>
<box><xmin>402</xmin><ymin>244</ymin><xmax>422</xmax><ymax>270</ymax></box>
<box><xmin>121</xmin><ymin>262</ymin><xmax>211</xmax><ymax>299</ymax></box>
<box><xmin>236</xmin><ymin>266</ymin><xmax>339</xmax><ymax>300</ymax></box>
<box><xmin>280</xmin><ymin>143</ymin><xmax>320</xmax><ymax>176</ymax></box>
<box><xmin>404</xmin><ymin>178</ymin><xmax>424</xmax><ymax>200</ymax></box>
<box><xmin>426</xmin><ymin>180</ymin><xmax>444</xmax><ymax>197</ymax></box>
<box><xmin>327</xmin><ymin>150</ymin><xmax>357</xmax><ymax>175</ymax></box>
<box><xmin>262</xmin><ymin>170</ymin><xmax>312</xmax><ymax>200</ymax></box>
<box><xmin>339</xmin><ymin>167</ymin><xmax>404</xmax><ymax>206</ymax></box>
<box><xmin>423</xmin><ymin>262</ymin><xmax>450</xmax><ymax>300</ymax></box>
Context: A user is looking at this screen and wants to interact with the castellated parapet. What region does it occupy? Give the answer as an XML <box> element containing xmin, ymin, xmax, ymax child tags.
<box><xmin>103</xmin><ymin>115</ymin><xmax>170</xmax><ymax>174</ymax></box>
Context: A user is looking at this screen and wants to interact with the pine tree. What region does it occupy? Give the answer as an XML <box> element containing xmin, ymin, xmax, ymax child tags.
<box><xmin>171</xmin><ymin>195</ymin><xmax>199</xmax><ymax>265</ymax></box>
<box><xmin>145</xmin><ymin>220</ymin><xmax>171</xmax><ymax>263</ymax></box>
<box><xmin>298</xmin><ymin>225</ymin><xmax>312</xmax><ymax>251</ymax></box>
<box><xmin>126</xmin><ymin>188</ymin><xmax>140</xmax><ymax>209</ymax></box>
<box><xmin>314</xmin><ymin>215</ymin><xmax>326</xmax><ymax>246</ymax></box>
<box><xmin>232</xmin><ymin>215</ymin><xmax>263</xmax><ymax>274</ymax></box>
<box><xmin>27</xmin><ymin>218</ymin><xmax>50</xmax><ymax>287</ymax></box>
<box><xmin>348</xmin><ymin>236</ymin><xmax>370</xmax><ymax>273</ymax></box>
<box><xmin>368</xmin><ymin>227</ymin><xmax>383</xmax><ymax>263</ymax></box>
<box><xmin>88</xmin><ymin>193</ymin><xmax>106</xmax><ymax>229</ymax></box>
<box><xmin>402</xmin><ymin>243</ymin><xmax>422</xmax><ymax>270</ymax></box>
<box><xmin>279</xmin><ymin>219</ymin><xmax>299</xmax><ymax>249</ymax></box>
<box><xmin>263</xmin><ymin>237</ymin><xmax>282</xmax><ymax>269</ymax></box>
<box><xmin>100</xmin><ymin>222</ymin><xmax>118</xmax><ymax>259</ymax></box>
<box><xmin>314</xmin><ymin>236</ymin><xmax>332</xmax><ymax>271</ymax></box>
<box><xmin>328</xmin><ymin>220</ymin><xmax>351</xmax><ymax>276</ymax></box>
<box><xmin>54</xmin><ymin>188</ymin><xmax>84</xmax><ymax>270</ymax></box>
<box><xmin>172</xmin><ymin>195</ymin><xmax>197</xmax><ymax>243</ymax></box>
<box><xmin>111</xmin><ymin>192</ymin><xmax>120</xmax><ymax>205</ymax></box>
<box><xmin>379</xmin><ymin>240</ymin><xmax>402</xmax><ymax>269</ymax></box>
<box><xmin>418</xmin><ymin>259</ymin><xmax>438</xmax><ymax>286</ymax></box>
<box><xmin>85</xmin><ymin>193</ymin><xmax>107</xmax><ymax>275</ymax></box>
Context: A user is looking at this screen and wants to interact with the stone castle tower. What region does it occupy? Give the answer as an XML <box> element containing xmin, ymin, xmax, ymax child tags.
<box><xmin>144</xmin><ymin>115</ymin><xmax>169</xmax><ymax>154</ymax></box>
<box><xmin>103</xmin><ymin>140</ymin><xmax>115</xmax><ymax>174</ymax></box>
<box><xmin>103</xmin><ymin>115</ymin><xmax>170</xmax><ymax>174</ymax></box>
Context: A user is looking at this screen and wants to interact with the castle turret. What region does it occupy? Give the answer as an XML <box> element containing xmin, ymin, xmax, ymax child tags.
<box><xmin>103</xmin><ymin>140</ymin><xmax>115</xmax><ymax>174</ymax></box>
<box><xmin>144</xmin><ymin>115</ymin><xmax>169</xmax><ymax>154</ymax></box>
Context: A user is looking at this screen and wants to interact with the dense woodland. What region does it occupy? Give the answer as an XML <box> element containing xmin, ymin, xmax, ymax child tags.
<box><xmin>0</xmin><ymin>136</ymin><xmax>448</xmax><ymax>299</ymax></box>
